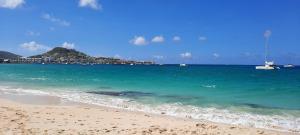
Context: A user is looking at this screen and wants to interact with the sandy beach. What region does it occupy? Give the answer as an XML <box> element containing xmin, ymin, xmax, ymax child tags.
<box><xmin>1</xmin><ymin>0</ymin><xmax>300</xmax><ymax>134</ymax></box>
<box><xmin>0</xmin><ymin>96</ymin><xmax>296</xmax><ymax>135</ymax></box>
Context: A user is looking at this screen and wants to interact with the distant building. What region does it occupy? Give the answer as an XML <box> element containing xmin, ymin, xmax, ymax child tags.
<box><xmin>3</xmin><ymin>59</ymin><xmax>10</xmax><ymax>63</ymax></box>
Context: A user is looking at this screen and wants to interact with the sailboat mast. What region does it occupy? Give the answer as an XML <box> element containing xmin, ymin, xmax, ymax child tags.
<box><xmin>265</xmin><ymin>37</ymin><xmax>269</xmax><ymax>62</ymax></box>
<box><xmin>263</xmin><ymin>30</ymin><xmax>271</xmax><ymax>63</ymax></box>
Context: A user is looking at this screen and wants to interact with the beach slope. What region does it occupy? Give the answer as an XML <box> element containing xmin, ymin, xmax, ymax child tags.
<box><xmin>0</xmin><ymin>98</ymin><xmax>294</xmax><ymax>135</ymax></box>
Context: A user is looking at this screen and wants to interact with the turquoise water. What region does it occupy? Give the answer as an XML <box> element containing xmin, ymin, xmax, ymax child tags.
<box><xmin>0</xmin><ymin>64</ymin><xmax>299</xmax><ymax>132</ymax></box>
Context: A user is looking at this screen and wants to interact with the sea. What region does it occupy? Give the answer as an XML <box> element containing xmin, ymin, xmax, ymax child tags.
<box><xmin>0</xmin><ymin>64</ymin><xmax>299</xmax><ymax>132</ymax></box>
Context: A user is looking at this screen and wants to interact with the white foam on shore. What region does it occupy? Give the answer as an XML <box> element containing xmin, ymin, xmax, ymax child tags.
<box><xmin>0</xmin><ymin>85</ymin><xmax>50</xmax><ymax>95</ymax></box>
<box><xmin>0</xmin><ymin>85</ymin><xmax>299</xmax><ymax>133</ymax></box>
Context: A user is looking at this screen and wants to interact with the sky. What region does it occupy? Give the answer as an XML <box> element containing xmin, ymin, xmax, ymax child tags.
<box><xmin>0</xmin><ymin>0</ymin><xmax>300</xmax><ymax>65</ymax></box>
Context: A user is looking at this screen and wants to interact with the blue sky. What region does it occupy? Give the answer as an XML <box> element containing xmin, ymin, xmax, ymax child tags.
<box><xmin>0</xmin><ymin>0</ymin><xmax>300</xmax><ymax>64</ymax></box>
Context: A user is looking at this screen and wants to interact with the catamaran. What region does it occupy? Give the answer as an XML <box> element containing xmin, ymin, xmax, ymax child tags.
<box><xmin>256</xmin><ymin>31</ymin><xmax>276</xmax><ymax>70</ymax></box>
<box><xmin>256</xmin><ymin>61</ymin><xmax>275</xmax><ymax>70</ymax></box>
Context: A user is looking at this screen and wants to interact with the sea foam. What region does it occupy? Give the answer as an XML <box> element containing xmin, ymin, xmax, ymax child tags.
<box><xmin>0</xmin><ymin>85</ymin><xmax>299</xmax><ymax>133</ymax></box>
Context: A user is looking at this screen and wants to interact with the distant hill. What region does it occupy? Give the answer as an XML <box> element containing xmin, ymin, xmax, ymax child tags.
<box><xmin>1</xmin><ymin>47</ymin><xmax>154</xmax><ymax>65</ymax></box>
<box><xmin>0</xmin><ymin>51</ymin><xmax>21</xmax><ymax>59</ymax></box>
<box><xmin>30</xmin><ymin>47</ymin><xmax>89</xmax><ymax>59</ymax></box>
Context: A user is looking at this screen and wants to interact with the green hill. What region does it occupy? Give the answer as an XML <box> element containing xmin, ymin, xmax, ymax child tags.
<box><xmin>30</xmin><ymin>47</ymin><xmax>89</xmax><ymax>59</ymax></box>
<box><xmin>1</xmin><ymin>47</ymin><xmax>154</xmax><ymax>64</ymax></box>
<box><xmin>0</xmin><ymin>51</ymin><xmax>21</xmax><ymax>59</ymax></box>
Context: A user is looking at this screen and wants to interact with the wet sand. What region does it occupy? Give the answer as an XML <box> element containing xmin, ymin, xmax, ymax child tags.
<box><xmin>0</xmin><ymin>96</ymin><xmax>296</xmax><ymax>135</ymax></box>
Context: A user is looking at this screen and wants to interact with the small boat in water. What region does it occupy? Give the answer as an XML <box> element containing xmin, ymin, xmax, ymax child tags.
<box><xmin>256</xmin><ymin>61</ymin><xmax>275</xmax><ymax>70</ymax></box>
<box><xmin>180</xmin><ymin>64</ymin><xmax>186</xmax><ymax>67</ymax></box>
<box><xmin>256</xmin><ymin>30</ymin><xmax>278</xmax><ymax>70</ymax></box>
<box><xmin>283</xmin><ymin>64</ymin><xmax>294</xmax><ymax>68</ymax></box>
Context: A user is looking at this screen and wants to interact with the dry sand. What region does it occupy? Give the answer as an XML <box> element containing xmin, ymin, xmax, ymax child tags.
<box><xmin>0</xmin><ymin>98</ymin><xmax>296</xmax><ymax>135</ymax></box>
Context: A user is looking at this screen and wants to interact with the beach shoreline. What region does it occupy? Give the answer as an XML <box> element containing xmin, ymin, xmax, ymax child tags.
<box><xmin>0</xmin><ymin>94</ymin><xmax>296</xmax><ymax>135</ymax></box>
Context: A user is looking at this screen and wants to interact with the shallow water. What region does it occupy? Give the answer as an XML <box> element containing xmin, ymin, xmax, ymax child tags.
<box><xmin>0</xmin><ymin>64</ymin><xmax>299</xmax><ymax>132</ymax></box>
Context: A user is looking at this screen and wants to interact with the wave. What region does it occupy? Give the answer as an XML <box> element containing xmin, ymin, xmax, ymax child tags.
<box><xmin>26</xmin><ymin>77</ymin><xmax>48</xmax><ymax>81</ymax></box>
<box><xmin>0</xmin><ymin>85</ymin><xmax>299</xmax><ymax>133</ymax></box>
<box><xmin>202</xmin><ymin>84</ymin><xmax>216</xmax><ymax>88</ymax></box>
<box><xmin>0</xmin><ymin>85</ymin><xmax>50</xmax><ymax>95</ymax></box>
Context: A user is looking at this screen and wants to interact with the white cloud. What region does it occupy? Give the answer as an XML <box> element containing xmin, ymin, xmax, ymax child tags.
<box><xmin>129</xmin><ymin>36</ymin><xmax>148</xmax><ymax>46</ymax></box>
<box><xmin>42</xmin><ymin>13</ymin><xmax>70</xmax><ymax>27</ymax></box>
<box><xmin>62</xmin><ymin>42</ymin><xmax>75</xmax><ymax>49</ymax></box>
<box><xmin>27</xmin><ymin>31</ymin><xmax>40</xmax><ymax>36</ymax></box>
<box><xmin>20</xmin><ymin>41</ymin><xmax>51</xmax><ymax>51</ymax></box>
<box><xmin>151</xmin><ymin>36</ymin><xmax>164</xmax><ymax>43</ymax></box>
<box><xmin>0</xmin><ymin>0</ymin><xmax>24</xmax><ymax>9</ymax></box>
<box><xmin>173</xmin><ymin>36</ymin><xmax>181</xmax><ymax>42</ymax></box>
<box><xmin>127</xmin><ymin>57</ymin><xmax>133</xmax><ymax>60</ymax></box>
<box><xmin>79</xmin><ymin>0</ymin><xmax>101</xmax><ymax>10</ymax></box>
<box><xmin>213</xmin><ymin>53</ymin><xmax>220</xmax><ymax>59</ymax></box>
<box><xmin>264</xmin><ymin>30</ymin><xmax>272</xmax><ymax>38</ymax></box>
<box><xmin>114</xmin><ymin>54</ymin><xmax>121</xmax><ymax>59</ymax></box>
<box><xmin>199</xmin><ymin>36</ymin><xmax>207</xmax><ymax>41</ymax></box>
<box><xmin>180</xmin><ymin>52</ymin><xmax>192</xmax><ymax>59</ymax></box>
<box><xmin>49</xmin><ymin>27</ymin><xmax>55</xmax><ymax>31</ymax></box>
<box><xmin>153</xmin><ymin>55</ymin><xmax>164</xmax><ymax>59</ymax></box>
<box><xmin>244</xmin><ymin>52</ymin><xmax>251</xmax><ymax>57</ymax></box>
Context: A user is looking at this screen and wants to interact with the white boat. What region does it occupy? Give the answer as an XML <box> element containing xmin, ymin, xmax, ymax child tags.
<box><xmin>283</xmin><ymin>64</ymin><xmax>294</xmax><ymax>68</ymax></box>
<box><xmin>256</xmin><ymin>31</ymin><xmax>276</xmax><ymax>70</ymax></box>
<box><xmin>180</xmin><ymin>64</ymin><xmax>186</xmax><ymax>67</ymax></box>
<box><xmin>256</xmin><ymin>61</ymin><xmax>275</xmax><ymax>70</ymax></box>
<box><xmin>130</xmin><ymin>63</ymin><xmax>134</xmax><ymax>66</ymax></box>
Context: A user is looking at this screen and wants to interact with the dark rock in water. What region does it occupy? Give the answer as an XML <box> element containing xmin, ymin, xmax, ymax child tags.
<box><xmin>122</xmin><ymin>91</ymin><xmax>154</xmax><ymax>96</ymax></box>
<box><xmin>241</xmin><ymin>103</ymin><xmax>283</xmax><ymax>109</ymax></box>
<box><xmin>87</xmin><ymin>91</ymin><xmax>123</xmax><ymax>96</ymax></box>
<box><xmin>87</xmin><ymin>91</ymin><xmax>154</xmax><ymax>97</ymax></box>
<box><xmin>243</xmin><ymin>103</ymin><xmax>264</xmax><ymax>108</ymax></box>
<box><xmin>161</xmin><ymin>95</ymin><xmax>202</xmax><ymax>103</ymax></box>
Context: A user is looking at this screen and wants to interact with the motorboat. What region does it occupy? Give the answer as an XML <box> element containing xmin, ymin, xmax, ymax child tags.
<box><xmin>180</xmin><ymin>64</ymin><xmax>186</xmax><ymax>67</ymax></box>
<box><xmin>283</xmin><ymin>64</ymin><xmax>294</xmax><ymax>68</ymax></box>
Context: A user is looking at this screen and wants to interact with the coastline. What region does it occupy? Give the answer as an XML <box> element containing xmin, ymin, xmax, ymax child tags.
<box><xmin>0</xmin><ymin>94</ymin><xmax>296</xmax><ymax>135</ymax></box>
